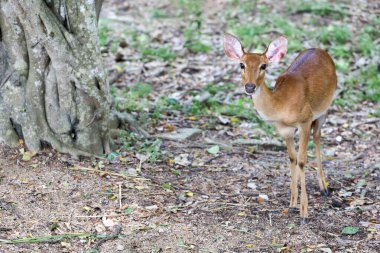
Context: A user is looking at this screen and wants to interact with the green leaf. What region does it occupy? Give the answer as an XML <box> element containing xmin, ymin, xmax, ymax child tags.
<box><xmin>341</xmin><ymin>226</ymin><xmax>359</xmax><ymax>235</ymax></box>
<box><xmin>123</xmin><ymin>207</ymin><xmax>133</xmax><ymax>214</ymax></box>
<box><xmin>106</xmin><ymin>152</ymin><xmax>119</xmax><ymax>161</ymax></box>
<box><xmin>161</xmin><ymin>183</ymin><xmax>172</xmax><ymax>190</ymax></box>
<box><xmin>356</xmin><ymin>179</ymin><xmax>366</xmax><ymax>188</ymax></box>
<box><xmin>207</xmin><ymin>145</ymin><xmax>220</xmax><ymax>154</ymax></box>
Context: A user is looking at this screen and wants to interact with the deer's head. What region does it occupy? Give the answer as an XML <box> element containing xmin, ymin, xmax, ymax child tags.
<box><xmin>223</xmin><ymin>33</ymin><xmax>288</xmax><ymax>95</ymax></box>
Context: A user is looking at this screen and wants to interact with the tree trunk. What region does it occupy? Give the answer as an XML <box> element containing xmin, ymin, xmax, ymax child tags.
<box><xmin>0</xmin><ymin>0</ymin><xmax>110</xmax><ymax>156</ymax></box>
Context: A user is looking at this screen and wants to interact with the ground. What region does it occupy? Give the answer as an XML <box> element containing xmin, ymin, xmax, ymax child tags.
<box><xmin>0</xmin><ymin>0</ymin><xmax>379</xmax><ymax>252</ymax></box>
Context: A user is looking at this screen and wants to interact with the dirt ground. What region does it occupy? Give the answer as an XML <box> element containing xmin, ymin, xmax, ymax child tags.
<box><xmin>1</xmin><ymin>0</ymin><xmax>379</xmax><ymax>252</ymax></box>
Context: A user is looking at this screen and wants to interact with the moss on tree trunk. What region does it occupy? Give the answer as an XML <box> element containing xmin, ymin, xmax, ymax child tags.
<box><xmin>0</xmin><ymin>0</ymin><xmax>110</xmax><ymax>156</ymax></box>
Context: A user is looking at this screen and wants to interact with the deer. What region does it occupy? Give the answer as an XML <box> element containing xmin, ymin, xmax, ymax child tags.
<box><xmin>223</xmin><ymin>33</ymin><xmax>337</xmax><ymax>224</ymax></box>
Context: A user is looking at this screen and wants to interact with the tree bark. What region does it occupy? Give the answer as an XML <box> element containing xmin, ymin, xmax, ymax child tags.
<box><xmin>0</xmin><ymin>0</ymin><xmax>110</xmax><ymax>156</ymax></box>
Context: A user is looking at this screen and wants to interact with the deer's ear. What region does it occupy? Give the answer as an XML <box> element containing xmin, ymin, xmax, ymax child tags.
<box><xmin>265</xmin><ymin>36</ymin><xmax>287</xmax><ymax>63</ymax></box>
<box><xmin>224</xmin><ymin>33</ymin><xmax>244</xmax><ymax>60</ymax></box>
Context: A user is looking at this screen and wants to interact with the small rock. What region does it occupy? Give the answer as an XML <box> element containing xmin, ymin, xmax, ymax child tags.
<box><xmin>328</xmin><ymin>115</ymin><xmax>346</xmax><ymax>126</ymax></box>
<box><xmin>247</xmin><ymin>182</ymin><xmax>257</xmax><ymax>190</ymax></box>
<box><xmin>61</xmin><ymin>241</ymin><xmax>71</xmax><ymax>248</ymax></box>
<box><xmin>250</xmin><ymin>129</ymin><xmax>266</xmax><ymax>136</ymax></box>
<box><xmin>320</xmin><ymin>248</ymin><xmax>332</xmax><ymax>253</ymax></box>
<box><xmin>127</xmin><ymin>168</ymin><xmax>137</xmax><ymax>176</ymax></box>
<box><xmin>174</xmin><ymin>154</ymin><xmax>192</xmax><ymax>166</ymax></box>
<box><xmin>258</xmin><ymin>194</ymin><xmax>269</xmax><ymax>201</ymax></box>
<box><xmin>218</xmin><ymin>116</ymin><xmax>230</xmax><ymax>125</ymax></box>
<box><xmin>116</xmin><ymin>244</ymin><xmax>125</xmax><ymax>251</ymax></box>
<box><xmin>324</xmin><ymin>148</ymin><xmax>336</xmax><ymax>157</ymax></box>
<box><xmin>336</xmin><ymin>136</ymin><xmax>343</xmax><ymax>142</ymax></box>
<box><xmin>145</xmin><ymin>205</ymin><xmax>158</xmax><ymax>210</ymax></box>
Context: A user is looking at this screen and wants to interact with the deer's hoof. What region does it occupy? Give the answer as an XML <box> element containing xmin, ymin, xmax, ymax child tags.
<box><xmin>288</xmin><ymin>207</ymin><xmax>298</xmax><ymax>213</ymax></box>
<box><xmin>321</xmin><ymin>188</ymin><xmax>330</xmax><ymax>197</ymax></box>
<box><xmin>300</xmin><ymin>218</ymin><xmax>308</xmax><ymax>225</ymax></box>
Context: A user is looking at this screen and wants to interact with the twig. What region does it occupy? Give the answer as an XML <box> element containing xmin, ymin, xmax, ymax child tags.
<box><xmin>269</xmin><ymin>213</ymin><xmax>272</xmax><ymax>226</ymax></box>
<box><xmin>75</xmin><ymin>214</ymin><xmax>128</xmax><ymax>219</ymax></box>
<box><xmin>68</xmin><ymin>166</ymin><xmax>149</xmax><ymax>180</ymax></box>
<box><xmin>118</xmin><ymin>182</ymin><xmax>122</xmax><ymax>210</ymax></box>
<box><xmin>207</xmin><ymin>202</ymin><xmax>249</xmax><ymax>207</ymax></box>
<box><xmin>232</xmin><ymin>139</ymin><xmax>285</xmax><ymax>149</ymax></box>
<box><xmin>351</xmin><ymin>117</ymin><xmax>380</xmax><ymax>128</ymax></box>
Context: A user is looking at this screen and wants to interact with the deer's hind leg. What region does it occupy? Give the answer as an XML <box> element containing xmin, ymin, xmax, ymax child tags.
<box><xmin>312</xmin><ymin>114</ymin><xmax>329</xmax><ymax>196</ymax></box>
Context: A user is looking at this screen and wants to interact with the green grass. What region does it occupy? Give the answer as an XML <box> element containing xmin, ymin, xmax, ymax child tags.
<box><xmin>152</xmin><ymin>9</ymin><xmax>168</xmax><ymax>18</ymax></box>
<box><xmin>114</xmin><ymin>83</ymin><xmax>152</xmax><ymax>112</ymax></box>
<box><xmin>142</xmin><ymin>46</ymin><xmax>176</xmax><ymax>61</ymax></box>
<box><xmin>130</xmin><ymin>83</ymin><xmax>152</xmax><ymax>98</ymax></box>
<box><xmin>359</xmin><ymin>64</ymin><xmax>380</xmax><ymax>102</ymax></box>
<box><xmin>357</xmin><ymin>32</ymin><xmax>374</xmax><ymax>56</ymax></box>
<box><xmin>288</xmin><ymin>1</ymin><xmax>347</xmax><ymax>19</ymax></box>
<box><xmin>335</xmin><ymin>64</ymin><xmax>380</xmax><ymax>107</ymax></box>
<box><xmin>179</xmin><ymin>0</ymin><xmax>211</xmax><ymax>53</ymax></box>
<box><xmin>230</xmin><ymin>24</ymin><xmax>266</xmax><ymax>48</ymax></box>
<box><xmin>319</xmin><ymin>25</ymin><xmax>350</xmax><ymax>44</ymax></box>
<box><xmin>98</xmin><ymin>18</ymin><xmax>113</xmax><ymax>47</ymax></box>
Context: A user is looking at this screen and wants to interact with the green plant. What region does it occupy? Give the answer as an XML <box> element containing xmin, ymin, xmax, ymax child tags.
<box><xmin>319</xmin><ymin>25</ymin><xmax>350</xmax><ymax>44</ymax></box>
<box><xmin>140</xmin><ymin>139</ymin><xmax>162</xmax><ymax>162</ymax></box>
<box><xmin>129</xmin><ymin>83</ymin><xmax>152</xmax><ymax>98</ymax></box>
<box><xmin>231</xmin><ymin>24</ymin><xmax>266</xmax><ymax>48</ymax></box>
<box><xmin>334</xmin><ymin>77</ymin><xmax>359</xmax><ymax>107</ymax></box>
<box><xmin>203</xmin><ymin>82</ymin><xmax>235</xmax><ymax>95</ymax></box>
<box><xmin>180</xmin><ymin>0</ymin><xmax>211</xmax><ymax>53</ymax></box>
<box><xmin>98</xmin><ymin>18</ymin><xmax>122</xmax><ymax>52</ymax></box>
<box><xmin>142</xmin><ymin>46</ymin><xmax>176</xmax><ymax>61</ymax></box>
<box><xmin>357</xmin><ymin>33</ymin><xmax>373</xmax><ymax>56</ymax></box>
<box><xmin>152</xmin><ymin>9</ymin><xmax>168</xmax><ymax>18</ymax></box>
<box><xmin>359</xmin><ymin>64</ymin><xmax>380</xmax><ymax>102</ymax></box>
<box><xmin>288</xmin><ymin>1</ymin><xmax>347</xmax><ymax>19</ymax></box>
<box><xmin>98</xmin><ymin>18</ymin><xmax>113</xmax><ymax>47</ymax></box>
<box><xmin>330</xmin><ymin>45</ymin><xmax>351</xmax><ymax>59</ymax></box>
<box><xmin>113</xmin><ymin>83</ymin><xmax>152</xmax><ymax>112</ymax></box>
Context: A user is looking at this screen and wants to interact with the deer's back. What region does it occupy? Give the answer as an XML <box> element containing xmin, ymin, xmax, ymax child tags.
<box><xmin>275</xmin><ymin>48</ymin><xmax>337</xmax><ymax>118</ymax></box>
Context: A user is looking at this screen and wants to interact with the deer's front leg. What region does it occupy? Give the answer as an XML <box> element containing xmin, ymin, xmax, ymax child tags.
<box><xmin>298</xmin><ymin>122</ymin><xmax>312</xmax><ymax>224</ymax></box>
<box><xmin>285</xmin><ymin>137</ymin><xmax>298</xmax><ymax>211</ymax></box>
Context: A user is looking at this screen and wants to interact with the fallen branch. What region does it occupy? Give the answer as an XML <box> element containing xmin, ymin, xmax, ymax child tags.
<box><xmin>68</xmin><ymin>166</ymin><xmax>149</xmax><ymax>180</ymax></box>
<box><xmin>232</xmin><ymin>139</ymin><xmax>285</xmax><ymax>149</ymax></box>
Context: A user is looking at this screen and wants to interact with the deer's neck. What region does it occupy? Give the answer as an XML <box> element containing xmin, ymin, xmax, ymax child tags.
<box><xmin>252</xmin><ymin>83</ymin><xmax>278</xmax><ymax>122</ymax></box>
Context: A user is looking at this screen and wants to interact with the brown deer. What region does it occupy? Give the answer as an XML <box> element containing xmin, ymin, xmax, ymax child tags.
<box><xmin>223</xmin><ymin>33</ymin><xmax>337</xmax><ymax>224</ymax></box>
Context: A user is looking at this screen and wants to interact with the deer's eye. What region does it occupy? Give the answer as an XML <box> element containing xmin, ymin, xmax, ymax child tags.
<box><xmin>260</xmin><ymin>64</ymin><xmax>267</xmax><ymax>70</ymax></box>
<box><xmin>240</xmin><ymin>63</ymin><xmax>245</xmax><ymax>70</ymax></box>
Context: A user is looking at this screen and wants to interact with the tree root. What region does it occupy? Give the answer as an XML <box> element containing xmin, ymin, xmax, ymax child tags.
<box><xmin>111</xmin><ymin>111</ymin><xmax>150</xmax><ymax>138</ymax></box>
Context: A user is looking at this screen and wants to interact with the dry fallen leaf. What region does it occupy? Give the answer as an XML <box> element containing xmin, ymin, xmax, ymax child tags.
<box><xmin>102</xmin><ymin>216</ymin><xmax>116</xmax><ymax>227</ymax></box>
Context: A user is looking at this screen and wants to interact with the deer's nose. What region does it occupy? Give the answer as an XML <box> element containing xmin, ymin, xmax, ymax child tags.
<box><xmin>245</xmin><ymin>83</ymin><xmax>256</xmax><ymax>94</ymax></box>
